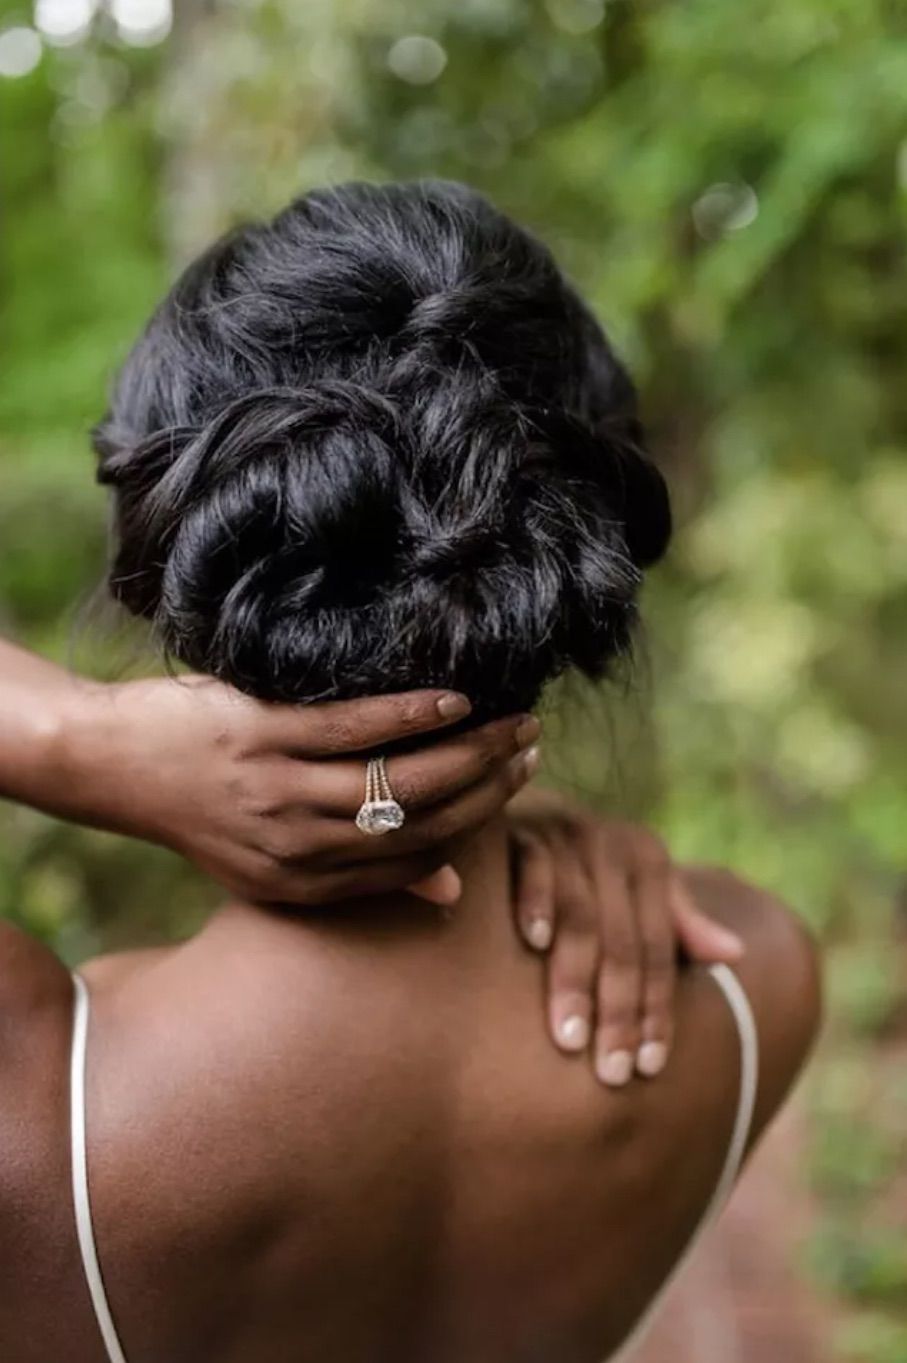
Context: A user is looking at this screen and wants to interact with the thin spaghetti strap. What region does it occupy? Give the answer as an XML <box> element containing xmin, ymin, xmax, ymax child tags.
<box><xmin>700</xmin><ymin>964</ymin><xmax>760</xmax><ymax>1215</ymax></box>
<box><xmin>70</xmin><ymin>974</ymin><xmax>130</xmax><ymax>1363</ymax></box>
<box><xmin>607</xmin><ymin>962</ymin><xmax>760</xmax><ymax>1363</ymax></box>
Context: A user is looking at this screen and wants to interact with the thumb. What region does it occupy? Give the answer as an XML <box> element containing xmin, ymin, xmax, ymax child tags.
<box><xmin>670</xmin><ymin>876</ymin><xmax>744</xmax><ymax>962</ymax></box>
<box><xmin>409</xmin><ymin>864</ymin><xmax>463</xmax><ymax>907</ymax></box>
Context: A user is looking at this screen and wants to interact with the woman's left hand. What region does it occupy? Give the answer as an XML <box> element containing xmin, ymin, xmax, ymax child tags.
<box><xmin>509</xmin><ymin>798</ymin><xmax>744</xmax><ymax>1087</ymax></box>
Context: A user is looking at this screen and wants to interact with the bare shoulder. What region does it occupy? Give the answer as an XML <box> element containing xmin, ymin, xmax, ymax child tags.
<box><xmin>0</xmin><ymin>922</ymin><xmax>75</xmax><ymax>1351</ymax></box>
<box><xmin>680</xmin><ymin>864</ymin><xmax>822</xmax><ymax>1139</ymax></box>
<box><xmin>0</xmin><ymin>918</ymin><xmax>73</xmax><ymax>1116</ymax></box>
<box><xmin>681</xmin><ymin>864</ymin><xmax>821</xmax><ymax>1008</ymax></box>
<box><xmin>0</xmin><ymin>918</ymin><xmax>72</xmax><ymax>1018</ymax></box>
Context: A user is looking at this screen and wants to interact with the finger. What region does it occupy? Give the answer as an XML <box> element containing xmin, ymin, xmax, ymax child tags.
<box><xmin>270</xmin><ymin>849</ymin><xmax>451</xmax><ymax>905</ymax></box>
<box><xmin>409</xmin><ymin>865</ymin><xmax>463</xmax><ymax>907</ymax></box>
<box><xmin>389</xmin><ymin>716</ymin><xmax>540</xmax><ymax>809</ymax></box>
<box><xmin>265</xmin><ymin>690</ymin><xmax>474</xmax><ymax>757</ymax></box>
<box><xmin>547</xmin><ymin>854</ymin><xmax>599</xmax><ymax>1055</ymax></box>
<box><xmin>312</xmin><ymin>748</ymin><xmax>541</xmax><ymax>867</ymax></box>
<box><xmin>671</xmin><ymin>876</ymin><xmax>745</xmax><ymax>963</ymax></box>
<box><xmin>633</xmin><ymin>864</ymin><xmax>678</xmax><ymax>1079</ymax></box>
<box><xmin>511</xmin><ymin>829</ymin><xmax>555</xmax><ymax>951</ymax></box>
<box><xmin>297</xmin><ymin>715</ymin><xmax>540</xmax><ymax>817</ymax></box>
<box><xmin>593</xmin><ymin>875</ymin><xmax>643</xmax><ymax>1088</ymax></box>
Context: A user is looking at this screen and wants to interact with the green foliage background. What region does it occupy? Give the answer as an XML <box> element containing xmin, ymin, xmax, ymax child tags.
<box><xmin>1</xmin><ymin>1</ymin><xmax>905</xmax><ymax>1354</ymax></box>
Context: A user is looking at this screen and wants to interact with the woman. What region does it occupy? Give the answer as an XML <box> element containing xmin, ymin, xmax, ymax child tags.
<box><xmin>0</xmin><ymin>180</ymin><xmax>819</xmax><ymax>1363</ymax></box>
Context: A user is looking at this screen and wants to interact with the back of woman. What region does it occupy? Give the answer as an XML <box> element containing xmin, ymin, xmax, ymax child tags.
<box><xmin>58</xmin><ymin>855</ymin><xmax>815</xmax><ymax>1363</ymax></box>
<box><xmin>0</xmin><ymin>179</ymin><xmax>819</xmax><ymax>1363</ymax></box>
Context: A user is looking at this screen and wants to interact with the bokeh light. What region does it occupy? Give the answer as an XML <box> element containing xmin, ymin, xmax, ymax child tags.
<box><xmin>110</xmin><ymin>0</ymin><xmax>172</xmax><ymax>47</ymax></box>
<box><xmin>0</xmin><ymin>26</ymin><xmax>42</xmax><ymax>77</ymax></box>
<box><xmin>34</xmin><ymin>0</ymin><xmax>97</xmax><ymax>46</ymax></box>
<box><xmin>387</xmin><ymin>35</ymin><xmax>448</xmax><ymax>85</ymax></box>
<box><xmin>545</xmin><ymin>0</ymin><xmax>605</xmax><ymax>35</ymax></box>
<box><xmin>692</xmin><ymin>182</ymin><xmax>760</xmax><ymax>240</ymax></box>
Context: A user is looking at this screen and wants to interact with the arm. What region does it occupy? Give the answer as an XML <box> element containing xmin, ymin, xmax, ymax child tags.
<box><xmin>0</xmin><ymin>636</ymin><xmax>538</xmax><ymax>906</ymax></box>
<box><xmin>0</xmin><ymin>637</ymin><xmax>90</xmax><ymax>817</ymax></box>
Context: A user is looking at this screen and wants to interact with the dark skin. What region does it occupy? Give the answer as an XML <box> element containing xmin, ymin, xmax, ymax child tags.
<box><xmin>0</xmin><ymin>822</ymin><xmax>819</xmax><ymax>1363</ymax></box>
<box><xmin>0</xmin><ymin>638</ymin><xmax>741</xmax><ymax>1082</ymax></box>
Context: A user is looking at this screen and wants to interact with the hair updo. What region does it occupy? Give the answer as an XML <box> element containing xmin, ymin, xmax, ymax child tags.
<box><xmin>94</xmin><ymin>179</ymin><xmax>671</xmax><ymax>718</ymax></box>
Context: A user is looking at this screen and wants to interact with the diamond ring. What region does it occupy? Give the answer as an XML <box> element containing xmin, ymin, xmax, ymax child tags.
<box><xmin>355</xmin><ymin>756</ymin><xmax>406</xmax><ymax>836</ymax></box>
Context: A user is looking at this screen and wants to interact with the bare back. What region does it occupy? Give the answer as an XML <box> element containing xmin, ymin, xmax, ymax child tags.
<box><xmin>0</xmin><ymin>840</ymin><xmax>819</xmax><ymax>1363</ymax></box>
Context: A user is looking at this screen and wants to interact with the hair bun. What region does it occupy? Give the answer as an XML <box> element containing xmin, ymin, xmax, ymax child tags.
<box><xmin>100</xmin><ymin>379</ymin><xmax>405</xmax><ymax>668</ymax></box>
<box><xmin>96</xmin><ymin>179</ymin><xmax>672</xmax><ymax>714</ymax></box>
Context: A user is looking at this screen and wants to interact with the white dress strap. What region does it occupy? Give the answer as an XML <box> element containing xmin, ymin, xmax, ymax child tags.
<box><xmin>70</xmin><ymin>973</ymin><xmax>130</xmax><ymax>1363</ymax></box>
<box><xmin>608</xmin><ymin>962</ymin><xmax>759</xmax><ymax>1362</ymax></box>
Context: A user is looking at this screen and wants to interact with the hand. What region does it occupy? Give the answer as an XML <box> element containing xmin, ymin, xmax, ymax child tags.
<box><xmin>59</xmin><ymin>675</ymin><xmax>541</xmax><ymax>907</ymax></box>
<box><xmin>509</xmin><ymin>800</ymin><xmax>744</xmax><ymax>1086</ymax></box>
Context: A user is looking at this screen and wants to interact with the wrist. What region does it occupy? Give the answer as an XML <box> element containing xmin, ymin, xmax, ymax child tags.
<box><xmin>43</xmin><ymin>676</ymin><xmax>119</xmax><ymax>827</ymax></box>
<box><xmin>58</xmin><ymin>678</ymin><xmax>177</xmax><ymax>846</ymax></box>
<box><xmin>0</xmin><ymin>664</ymin><xmax>101</xmax><ymax>819</ymax></box>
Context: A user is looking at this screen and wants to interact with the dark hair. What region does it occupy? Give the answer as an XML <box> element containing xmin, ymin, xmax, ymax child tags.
<box><xmin>94</xmin><ymin>179</ymin><xmax>671</xmax><ymax>718</ymax></box>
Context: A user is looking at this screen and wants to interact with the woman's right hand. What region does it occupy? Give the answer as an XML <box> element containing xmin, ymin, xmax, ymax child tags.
<box><xmin>57</xmin><ymin>674</ymin><xmax>540</xmax><ymax>907</ymax></box>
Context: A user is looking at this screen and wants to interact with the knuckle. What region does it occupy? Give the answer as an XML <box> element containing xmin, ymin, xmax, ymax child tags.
<box><xmin>605</xmin><ymin>934</ymin><xmax>640</xmax><ymax>971</ymax></box>
<box><xmin>559</xmin><ymin>873</ymin><xmax>595</xmax><ymax>922</ymax></box>
<box><xmin>320</xmin><ymin>714</ymin><xmax>357</xmax><ymax>751</ymax></box>
<box><xmin>597</xmin><ymin>988</ymin><xmax>636</xmax><ymax>1025</ymax></box>
<box><xmin>426</xmin><ymin>805</ymin><xmax>460</xmax><ymax>841</ymax></box>
<box><xmin>454</xmin><ymin>736</ymin><xmax>500</xmax><ymax>786</ymax></box>
<box><xmin>247</xmin><ymin>796</ymin><xmax>288</xmax><ymax>824</ymax></box>
<box><xmin>551</xmin><ymin>935</ymin><xmax>599</xmax><ymax>985</ymax></box>
<box><xmin>258</xmin><ymin>826</ymin><xmax>302</xmax><ymax>866</ymax></box>
<box><xmin>231</xmin><ymin>773</ymin><xmax>265</xmax><ymax>813</ymax></box>
<box><xmin>476</xmin><ymin>718</ymin><xmax>518</xmax><ymax>759</ymax></box>
<box><xmin>387</xmin><ymin>764</ymin><xmax>428</xmax><ymax>808</ymax></box>
<box><xmin>232</xmin><ymin>730</ymin><xmax>267</xmax><ymax>764</ymax></box>
<box><xmin>214</xmin><ymin>725</ymin><xmax>235</xmax><ymax>753</ymax></box>
<box><xmin>396</xmin><ymin>697</ymin><xmax>428</xmax><ymax>733</ymax></box>
<box><xmin>643</xmin><ymin>938</ymin><xmax>674</xmax><ymax>972</ymax></box>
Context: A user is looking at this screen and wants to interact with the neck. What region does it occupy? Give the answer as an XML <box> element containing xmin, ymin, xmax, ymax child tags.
<box><xmin>443</xmin><ymin>814</ymin><xmax>512</xmax><ymax>933</ymax></box>
<box><xmin>205</xmin><ymin>815</ymin><xmax>514</xmax><ymax>951</ymax></box>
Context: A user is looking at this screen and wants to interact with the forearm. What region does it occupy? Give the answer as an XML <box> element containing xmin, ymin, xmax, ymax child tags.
<box><xmin>0</xmin><ymin>637</ymin><xmax>103</xmax><ymax>822</ymax></box>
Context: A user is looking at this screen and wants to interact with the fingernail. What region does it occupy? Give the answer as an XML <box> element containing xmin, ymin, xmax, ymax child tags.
<box><xmin>437</xmin><ymin>693</ymin><xmax>471</xmax><ymax>720</ymax></box>
<box><xmin>715</xmin><ymin>928</ymin><xmax>745</xmax><ymax>960</ymax></box>
<box><xmin>596</xmin><ymin>1050</ymin><xmax>634</xmax><ymax>1087</ymax></box>
<box><xmin>636</xmin><ymin>1041</ymin><xmax>668</xmax><ymax>1078</ymax></box>
<box><xmin>409</xmin><ymin>865</ymin><xmax>463</xmax><ymax>907</ymax></box>
<box><xmin>510</xmin><ymin>748</ymin><xmax>540</xmax><ymax>789</ymax></box>
<box><xmin>556</xmin><ymin>1014</ymin><xmax>590</xmax><ymax>1051</ymax></box>
<box><xmin>525</xmin><ymin>917</ymin><xmax>553</xmax><ymax>951</ymax></box>
<box><xmin>515</xmin><ymin>715</ymin><xmax>541</xmax><ymax>748</ymax></box>
<box><xmin>431</xmin><ymin>865</ymin><xmax>463</xmax><ymax>905</ymax></box>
